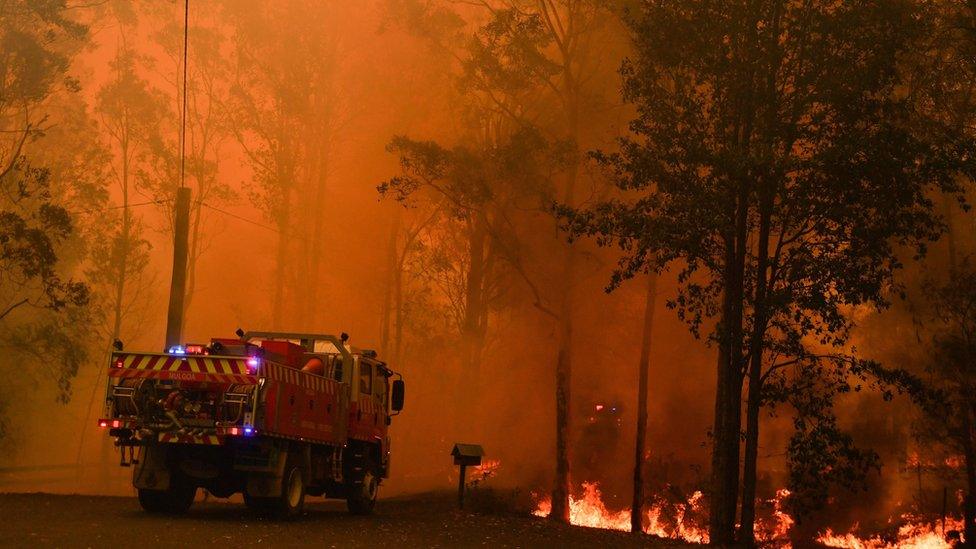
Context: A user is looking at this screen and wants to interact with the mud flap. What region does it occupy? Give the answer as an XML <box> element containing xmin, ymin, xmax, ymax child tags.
<box><xmin>133</xmin><ymin>443</ymin><xmax>171</xmax><ymax>491</ymax></box>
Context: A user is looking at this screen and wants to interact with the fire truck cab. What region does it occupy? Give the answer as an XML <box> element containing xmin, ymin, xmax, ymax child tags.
<box><xmin>99</xmin><ymin>331</ymin><xmax>405</xmax><ymax>517</ymax></box>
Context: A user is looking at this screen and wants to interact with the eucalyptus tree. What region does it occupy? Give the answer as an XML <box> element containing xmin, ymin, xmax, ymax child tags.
<box><xmin>226</xmin><ymin>0</ymin><xmax>355</xmax><ymax>328</ymax></box>
<box><xmin>95</xmin><ymin>37</ymin><xmax>163</xmax><ymax>348</ymax></box>
<box><xmin>562</xmin><ymin>0</ymin><xmax>975</xmax><ymax>543</ymax></box>
<box><xmin>420</xmin><ymin>0</ymin><xmax>619</xmax><ymax>522</ymax></box>
<box><xmin>0</xmin><ymin>0</ymin><xmax>96</xmax><ymax>442</ymax></box>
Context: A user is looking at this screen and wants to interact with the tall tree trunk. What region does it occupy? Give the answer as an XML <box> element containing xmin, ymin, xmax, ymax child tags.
<box><xmin>550</xmin><ymin>126</ymin><xmax>580</xmax><ymax>526</ymax></box>
<box><xmin>272</xmin><ymin>188</ymin><xmax>291</xmax><ymax>329</ymax></box>
<box><xmin>380</xmin><ymin>207</ymin><xmax>402</xmax><ymax>359</ymax></box>
<box><xmin>551</xmin><ymin>275</ymin><xmax>574</xmax><ymax>524</ymax></box>
<box><xmin>393</xmin><ymin>251</ymin><xmax>404</xmax><ymax>367</ymax></box>
<box><xmin>710</xmin><ymin>188</ymin><xmax>748</xmax><ymax>544</ymax></box>
<box><xmin>740</xmin><ymin>196</ymin><xmax>772</xmax><ymax>545</ymax></box>
<box><xmin>545</xmin><ymin>7</ymin><xmax>585</xmax><ymax>520</ymax></box>
<box><xmin>455</xmin><ymin>218</ymin><xmax>488</xmax><ymax>434</ymax></box>
<box><xmin>710</xmin><ymin>247</ymin><xmax>738</xmax><ymax>544</ymax></box>
<box><xmin>111</xmin><ymin>133</ymin><xmax>132</xmax><ymax>344</ymax></box>
<box><xmin>631</xmin><ymin>270</ymin><xmax>658</xmax><ymax>533</ymax></box>
<box><xmin>84</xmin><ymin>107</ymin><xmax>131</xmax><ymax>486</ymax></box>
<box><xmin>550</xmin><ymin>160</ymin><xmax>580</xmax><ymax>524</ymax></box>
<box><xmin>306</xmin><ymin>146</ymin><xmax>329</xmax><ymax>328</ymax></box>
<box><xmin>461</xmin><ymin>219</ymin><xmax>487</xmax><ymax>384</ymax></box>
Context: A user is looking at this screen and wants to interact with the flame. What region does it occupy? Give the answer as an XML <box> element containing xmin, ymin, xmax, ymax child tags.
<box><xmin>474</xmin><ymin>458</ymin><xmax>501</xmax><ymax>478</ymax></box>
<box><xmin>466</xmin><ymin>459</ymin><xmax>501</xmax><ymax>487</ymax></box>
<box><xmin>533</xmin><ymin>482</ymin><xmax>633</xmax><ymax>532</ymax></box>
<box><xmin>817</xmin><ymin>516</ymin><xmax>965</xmax><ymax>549</ymax></box>
<box><xmin>532</xmin><ymin>482</ymin><xmax>708</xmax><ymax>542</ymax></box>
<box><xmin>646</xmin><ymin>489</ymin><xmax>710</xmax><ymax>543</ymax></box>
<box><xmin>532</xmin><ymin>485</ymin><xmax>965</xmax><ymax>548</ymax></box>
<box><xmin>757</xmin><ymin>488</ymin><xmax>795</xmax><ymax>542</ymax></box>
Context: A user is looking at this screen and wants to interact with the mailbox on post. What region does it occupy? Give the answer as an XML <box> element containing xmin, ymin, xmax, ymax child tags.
<box><xmin>451</xmin><ymin>443</ymin><xmax>484</xmax><ymax>509</ymax></box>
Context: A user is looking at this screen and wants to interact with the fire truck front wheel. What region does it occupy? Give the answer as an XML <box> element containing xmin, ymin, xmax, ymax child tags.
<box><xmin>137</xmin><ymin>481</ymin><xmax>196</xmax><ymax>514</ymax></box>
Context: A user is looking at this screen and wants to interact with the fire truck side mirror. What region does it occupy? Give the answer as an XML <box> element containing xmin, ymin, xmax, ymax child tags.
<box><xmin>391</xmin><ymin>380</ymin><xmax>405</xmax><ymax>412</ymax></box>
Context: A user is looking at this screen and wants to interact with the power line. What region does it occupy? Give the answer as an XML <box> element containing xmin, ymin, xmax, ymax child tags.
<box><xmin>69</xmin><ymin>198</ymin><xmax>296</xmax><ymax>241</ymax></box>
<box><xmin>67</xmin><ymin>199</ymin><xmax>171</xmax><ymax>216</ymax></box>
<box><xmin>199</xmin><ymin>202</ymin><xmax>314</xmax><ymax>243</ymax></box>
<box><xmin>179</xmin><ymin>0</ymin><xmax>189</xmax><ymax>190</ymax></box>
<box><xmin>198</xmin><ymin>202</ymin><xmax>282</xmax><ymax>235</ymax></box>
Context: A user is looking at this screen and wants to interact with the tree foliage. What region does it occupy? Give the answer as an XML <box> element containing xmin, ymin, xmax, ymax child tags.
<box><xmin>912</xmin><ymin>264</ymin><xmax>976</xmax><ymax>542</ymax></box>
<box><xmin>560</xmin><ymin>0</ymin><xmax>976</xmax><ymax>539</ymax></box>
<box><xmin>0</xmin><ymin>0</ymin><xmax>98</xmax><ymax>442</ymax></box>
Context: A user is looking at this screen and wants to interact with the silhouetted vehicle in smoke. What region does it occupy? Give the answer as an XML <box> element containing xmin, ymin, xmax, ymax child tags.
<box><xmin>575</xmin><ymin>400</ymin><xmax>625</xmax><ymax>484</ymax></box>
<box><xmin>98</xmin><ymin>331</ymin><xmax>405</xmax><ymax>516</ymax></box>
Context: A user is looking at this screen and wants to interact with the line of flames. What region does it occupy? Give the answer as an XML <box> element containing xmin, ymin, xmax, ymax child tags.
<box><xmin>532</xmin><ymin>483</ymin><xmax>964</xmax><ymax>548</ymax></box>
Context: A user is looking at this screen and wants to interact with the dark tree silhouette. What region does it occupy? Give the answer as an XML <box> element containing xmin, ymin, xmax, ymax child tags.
<box><xmin>561</xmin><ymin>0</ymin><xmax>975</xmax><ymax>543</ymax></box>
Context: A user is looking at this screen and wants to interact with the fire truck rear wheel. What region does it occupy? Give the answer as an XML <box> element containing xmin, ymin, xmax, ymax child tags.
<box><xmin>137</xmin><ymin>481</ymin><xmax>196</xmax><ymax>514</ymax></box>
<box><xmin>346</xmin><ymin>461</ymin><xmax>378</xmax><ymax>515</ymax></box>
<box><xmin>244</xmin><ymin>466</ymin><xmax>305</xmax><ymax>518</ymax></box>
<box><xmin>279</xmin><ymin>465</ymin><xmax>306</xmax><ymax>517</ymax></box>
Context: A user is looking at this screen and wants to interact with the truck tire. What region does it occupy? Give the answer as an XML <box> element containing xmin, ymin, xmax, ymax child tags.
<box><xmin>346</xmin><ymin>460</ymin><xmax>379</xmax><ymax>515</ymax></box>
<box><xmin>138</xmin><ymin>481</ymin><xmax>196</xmax><ymax>514</ymax></box>
<box><xmin>246</xmin><ymin>465</ymin><xmax>306</xmax><ymax>518</ymax></box>
<box><xmin>274</xmin><ymin>464</ymin><xmax>306</xmax><ymax>517</ymax></box>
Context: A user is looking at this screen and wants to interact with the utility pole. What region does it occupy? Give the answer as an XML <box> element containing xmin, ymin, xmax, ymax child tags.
<box><xmin>165</xmin><ymin>186</ymin><xmax>191</xmax><ymax>350</ymax></box>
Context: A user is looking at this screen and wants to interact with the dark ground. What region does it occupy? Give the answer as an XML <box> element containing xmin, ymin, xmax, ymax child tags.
<box><xmin>0</xmin><ymin>491</ymin><xmax>693</xmax><ymax>548</ymax></box>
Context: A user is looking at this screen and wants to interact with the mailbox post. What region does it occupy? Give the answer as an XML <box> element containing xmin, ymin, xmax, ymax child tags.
<box><xmin>451</xmin><ymin>443</ymin><xmax>484</xmax><ymax>510</ymax></box>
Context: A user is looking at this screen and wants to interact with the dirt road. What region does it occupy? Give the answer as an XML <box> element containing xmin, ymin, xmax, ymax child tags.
<box><xmin>0</xmin><ymin>492</ymin><xmax>691</xmax><ymax>548</ymax></box>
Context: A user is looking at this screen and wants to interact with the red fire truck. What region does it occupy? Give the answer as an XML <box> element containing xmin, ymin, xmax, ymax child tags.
<box><xmin>98</xmin><ymin>331</ymin><xmax>405</xmax><ymax>516</ymax></box>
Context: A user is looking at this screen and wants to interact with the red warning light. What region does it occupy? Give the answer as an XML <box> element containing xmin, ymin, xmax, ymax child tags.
<box><xmin>185</xmin><ymin>344</ymin><xmax>208</xmax><ymax>355</ymax></box>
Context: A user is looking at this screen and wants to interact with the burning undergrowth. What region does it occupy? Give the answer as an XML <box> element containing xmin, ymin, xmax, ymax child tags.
<box><xmin>529</xmin><ymin>483</ymin><xmax>965</xmax><ymax>547</ymax></box>
<box><xmin>460</xmin><ymin>459</ymin><xmax>539</xmax><ymax>515</ymax></box>
<box><xmin>448</xmin><ymin>445</ymin><xmax>967</xmax><ymax>547</ymax></box>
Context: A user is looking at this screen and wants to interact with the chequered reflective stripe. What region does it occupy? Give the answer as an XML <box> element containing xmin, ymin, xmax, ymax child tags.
<box><xmin>108</xmin><ymin>353</ymin><xmax>255</xmax><ymax>383</ymax></box>
<box><xmin>264</xmin><ymin>363</ymin><xmax>338</xmax><ymax>395</ymax></box>
<box><xmin>158</xmin><ymin>433</ymin><xmax>222</xmax><ymax>445</ymax></box>
<box><xmin>108</xmin><ymin>368</ymin><xmax>256</xmax><ymax>384</ymax></box>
